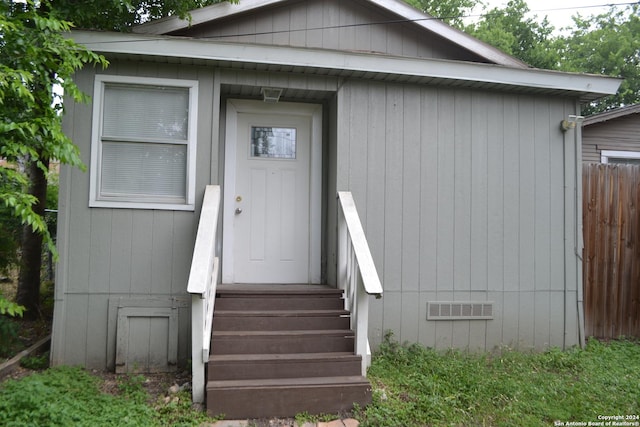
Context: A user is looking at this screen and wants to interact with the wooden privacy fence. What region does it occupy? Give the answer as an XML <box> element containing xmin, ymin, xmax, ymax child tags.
<box><xmin>583</xmin><ymin>163</ymin><xmax>640</xmax><ymax>339</ymax></box>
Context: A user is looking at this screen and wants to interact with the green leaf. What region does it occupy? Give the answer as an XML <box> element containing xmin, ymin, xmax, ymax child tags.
<box><xmin>0</xmin><ymin>297</ymin><xmax>25</xmax><ymax>318</ymax></box>
<box><xmin>0</xmin><ymin>0</ymin><xmax>107</xmax><ymax>256</ymax></box>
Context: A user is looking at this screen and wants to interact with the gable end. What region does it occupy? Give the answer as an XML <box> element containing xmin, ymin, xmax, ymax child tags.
<box><xmin>134</xmin><ymin>0</ymin><xmax>527</xmax><ymax>67</ymax></box>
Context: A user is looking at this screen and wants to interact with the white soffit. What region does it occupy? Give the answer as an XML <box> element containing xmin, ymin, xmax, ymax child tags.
<box><xmin>71</xmin><ymin>31</ymin><xmax>621</xmax><ymax>100</ymax></box>
<box><xmin>133</xmin><ymin>0</ymin><xmax>527</xmax><ymax>68</ymax></box>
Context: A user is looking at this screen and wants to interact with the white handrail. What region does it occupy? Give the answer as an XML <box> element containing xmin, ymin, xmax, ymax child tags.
<box><xmin>337</xmin><ymin>191</ymin><xmax>383</xmax><ymax>376</ymax></box>
<box><xmin>187</xmin><ymin>185</ymin><xmax>221</xmax><ymax>404</ymax></box>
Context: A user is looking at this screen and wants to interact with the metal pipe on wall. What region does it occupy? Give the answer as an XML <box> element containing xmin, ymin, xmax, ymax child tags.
<box><xmin>561</xmin><ymin>114</ymin><xmax>586</xmax><ymax>349</ymax></box>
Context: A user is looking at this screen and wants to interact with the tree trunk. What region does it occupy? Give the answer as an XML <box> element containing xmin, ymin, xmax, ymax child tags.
<box><xmin>16</xmin><ymin>158</ymin><xmax>49</xmax><ymax>318</ymax></box>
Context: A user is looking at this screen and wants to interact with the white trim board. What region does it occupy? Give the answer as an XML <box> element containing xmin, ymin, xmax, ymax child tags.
<box><xmin>601</xmin><ymin>150</ymin><xmax>640</xmax><ymax>163</ymax></box>
<box><xmin>89</xmin><ymin>74</ymin><xmax>199</xmax><ymax>211</ymax></box>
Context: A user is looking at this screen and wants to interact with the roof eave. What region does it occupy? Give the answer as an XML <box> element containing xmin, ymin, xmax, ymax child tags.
<box><xmin>71</xmin><ymin>30</ymin><xmax>621</xmax><ymax>102</ymax></box>
<box><xmin>583</xmin><ymin>104</ymin><xmax>640</xmax><ymax>126</ymax></box>
<box><xmin>370</xmin><ymin>0</ymin><xmax>528</xmax><ymax>68</ymax></box>
<box><xmin>133</xmin><ymin>0</ymin><xmax>281</xmax><ymax>35</ymax></box>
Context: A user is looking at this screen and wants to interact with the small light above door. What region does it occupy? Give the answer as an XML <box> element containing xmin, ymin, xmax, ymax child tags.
<box><xmin>261</xmin><ymin>87</ymin><xmax>283</xmax><ymax>103</ymax></box>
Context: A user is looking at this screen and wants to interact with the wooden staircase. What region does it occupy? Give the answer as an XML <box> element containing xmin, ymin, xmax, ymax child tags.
<box><xmin>206</xmin><ymin>284</ymin><xmax>372</xmax><ymax>419</ymax></box>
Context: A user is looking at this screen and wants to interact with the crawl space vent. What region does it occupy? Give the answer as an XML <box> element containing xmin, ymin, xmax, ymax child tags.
<box><xmin>427</xmin><ymin>301</ymin><xmax>494</xmax><ymax>320</ymax></box>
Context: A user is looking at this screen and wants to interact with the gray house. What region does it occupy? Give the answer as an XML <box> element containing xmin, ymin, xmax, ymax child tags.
<box><xmin>52</xmin><ymin>0</ymin><xmax>621</xmax><ymax>418</ymax></box>
<box><xmin>582</xmin><ymin>103</ymin><xmax>640</xmax><ymax>163</ymax></box>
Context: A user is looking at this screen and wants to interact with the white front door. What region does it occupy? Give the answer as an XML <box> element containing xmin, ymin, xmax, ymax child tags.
<box><xmin>222</xmin><ymin>100</ymin><xmax>322</xmax><ymax>284</ymax></box>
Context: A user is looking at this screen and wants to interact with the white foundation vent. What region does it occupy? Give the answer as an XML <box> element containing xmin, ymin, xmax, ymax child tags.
<box><xmin>427</xmin><ymin>301</ymin><xmax>494</xmax><ymax>320</ymax></box>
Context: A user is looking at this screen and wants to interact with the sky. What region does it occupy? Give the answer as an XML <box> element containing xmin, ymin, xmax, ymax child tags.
<box><xmin>475</xmin><ymin>0</ymin><xmax>635</xmax><ymax>31</ymax></box>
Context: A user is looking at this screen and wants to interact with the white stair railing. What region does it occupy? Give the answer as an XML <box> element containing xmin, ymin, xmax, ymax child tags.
<box><xmin>337</xmin><ymin>192</ymin><xmax>383</xmax><ymax>376</ymax></box>
<box><xmin>187</xmin><ymin>185</ymin><xmax>221</xmax><ymax>404</ymax></box>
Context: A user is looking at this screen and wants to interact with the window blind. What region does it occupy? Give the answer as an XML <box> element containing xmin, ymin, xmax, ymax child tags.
<box><xmin>103</xmin><ymin>85</ymin><xmax>189</xmax><ymax>141</ymax></box>
<box><xmin>101</xmin><ymin>142</ymin><xmax>187</xmax><ymax>200</ymax></box>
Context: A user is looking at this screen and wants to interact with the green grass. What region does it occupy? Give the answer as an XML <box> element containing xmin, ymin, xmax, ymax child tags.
<box><xmin>19</xmin><ymin>351</ymin><xmax>50</xmax><ymax>370</ymax></box>
<box><xmin>359</xmin><ymin>333</ymin><xmax>640</xmax><ymax>427</ymax></box>
<box><xmin>1</xmin><ymin>338</ymin><xmax>638</xmax><ymax>426</ymax></box>
<box><xmin>0</xmin><ymin>366</ymin><xmax>219</xmax><ymax>427</ymax></box>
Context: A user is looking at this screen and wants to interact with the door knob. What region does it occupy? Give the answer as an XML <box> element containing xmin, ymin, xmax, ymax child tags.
<box><xmin>235</xmin><ymin>208</ymin><xmax>243</xmax><ymax>215</ymax></box>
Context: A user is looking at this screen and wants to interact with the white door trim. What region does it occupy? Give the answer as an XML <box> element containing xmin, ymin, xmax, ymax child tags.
<box><xmin>222</xmin><ymin>99</ymin><xmax>322</xmax><ymax>284</ymax></box>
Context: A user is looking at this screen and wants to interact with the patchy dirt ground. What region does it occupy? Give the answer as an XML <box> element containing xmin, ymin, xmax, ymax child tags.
<box><xmin>0</xmin><ymin>364</ymin><xmax>305</xmax><ymax>427</ymax></box>
<box><xmin>96</xmin><ymin>369</ymin><xmax>194</xmax><ymax>404</ymax></box>
<box><xmin>1</xmin><ymin>351</ymin><xmax>198</xmax><ymax>412</ymax></box>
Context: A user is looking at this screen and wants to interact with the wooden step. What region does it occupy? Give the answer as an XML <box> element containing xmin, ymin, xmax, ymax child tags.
<box><xmin>208</xmin><ymin>352</ymin><xmax>362</xmax><ymax>381</ymax></box>
<box><xmin>206</xmin><ymin>376</ymin><xmax>372</xmax><ymax>419</ymax></box>
<box><xmin>212</xmin><ymin>310</ymin><xmax>351</xmax><ymax>331</ymax></box>
<box><xmin>217</xmin><ymin>284</ymin><xmax>344</xmax><ymax>297</ymax></box>
<box><xmin>215</xmin><ymin>296</ymin><xmax>344</xmax><ymax>311</ymax></box>
<box><xmin>211</xmin><ymin>330</ymin><xmax>355</xmax><ymax>354</ymax></box>
<box><xmin>206</xmin><ymin>284</ymin><xmax>370</xmax><ymax>419</ymax></box>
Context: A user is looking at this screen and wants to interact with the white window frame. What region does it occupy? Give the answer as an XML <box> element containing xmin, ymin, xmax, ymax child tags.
<box><xmin>601</xmin><ymin>150</ymin><xmax>640</xmax><ymax>164</ymax></box>
<box><xmin>89</xmin><ymin>75</ymin><xmax>198</xmax><ymax>211</ymax></box>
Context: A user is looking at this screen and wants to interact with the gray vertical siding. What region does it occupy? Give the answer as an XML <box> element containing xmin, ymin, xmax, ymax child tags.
<box><xmin>53</xmin><ymin>63</ymin><xmax>341</xmax><ymax>370</ymax></box>
<box><xmin>52</xmin><ymin>62</ymin><xmax>217</xmax><ymax>369</ymax></box>
<box><xmin>175</xmin><ymin>0</ymin><xmax>483</xmax><ymax>63</ymax></box>
<box><xmin>335</xmin><ymin>80</ymin><xmax>580</xmax><ymax>351</ymax></box>
<box><xmin>54</xmin><ymin>59</ymin><xmax>583</xmax><ymax>371</ymax></box>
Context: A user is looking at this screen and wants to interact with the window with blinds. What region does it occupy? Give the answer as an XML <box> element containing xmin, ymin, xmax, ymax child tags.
<box><xmin>89</xmin><ymin>76</ymin><xmax>198</xmax><ymax>210</ymax></box>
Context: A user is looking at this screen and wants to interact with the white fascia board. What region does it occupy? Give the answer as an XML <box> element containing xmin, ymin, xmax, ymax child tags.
<box><xmin>71</xmin><ymin>31</ymin><xmax>622</xmax><ymax>98</ymax></box>
<box><xmin>134</xmin><ymin>0</ymin><xmax>286</xmax><ymax>35</ymax></box>
<box><xmin>372</xmin><ymin>0</ymin><xmax>528</xmax><ymax>68</ymax></box>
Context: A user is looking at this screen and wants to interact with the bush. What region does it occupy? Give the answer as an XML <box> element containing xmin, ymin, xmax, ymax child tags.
<box><xmin>0</xmin><ymin>315</ymin><xmax>19</xmax><ymax>358</ymax></box>
<box><xmin>0</xmin><ymin>201</ymin><xmax>21</xmax><ymax>276</ymax></box>
<box><xmin>19</xmin><ymin>351</ymin><xmax>50</xmax><ymax>370</ymax></box>
<box><xmin>0</xmin><ymin>293</ymin><xmax>25</xmax><ymax>358</ymax></box>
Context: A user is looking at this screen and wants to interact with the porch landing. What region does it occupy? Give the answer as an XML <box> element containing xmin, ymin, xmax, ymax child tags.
<box><xmin>217</xmin><ymin>283</ymin><xmax>343</xmax><ymax>293</ymax></box>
